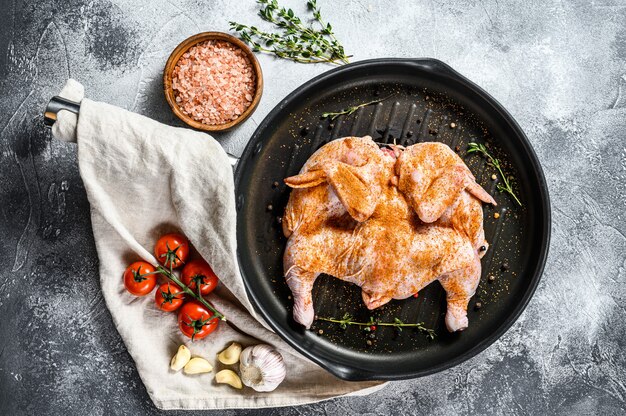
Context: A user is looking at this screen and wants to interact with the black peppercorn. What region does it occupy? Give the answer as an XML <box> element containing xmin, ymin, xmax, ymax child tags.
<box><xmin>501</xmin><ymin>262</ymin><xmax>509</xmax><ymax>271</ymax></box>
<box><xmin>328</xmin><ymin>123</ymin><xmax>334</xmax><ymax>130</ymax></box>
<box><xmin>272</xmin><ymin>181</ymin><xmax>279</xmax><ymax>188</ymax></box>
<box><xmin>300</xmin><ymin>127</ymin><xmax>309</xmax><ymax>136</ymax></box>
<box><xmin>429</xmin><ymin>129</ymin><xmax>438</xmax><ymax>136</ymax></box>
<box><xmin>475</xmin><ymin>302</ymin><xmax>482</xmax><ymax>310</ymax></box>
<box><xmin>406</xmin><ymin>130</ymin><xmax>413</xmax><ymax>138</ymax></box>
<box><xmin>266</xmin><ymin>204</ymin><xmax>273</xmax><ymax>211</ymax></box>
<box><xmin>488</xmin><ymin>275</ymin><xmax>496</xmax><ymax>282</ymax></box>
<box><xmin>479</xmin><ymin>245</ymin><xmax>487</xmax><ymax>252</ymax></box>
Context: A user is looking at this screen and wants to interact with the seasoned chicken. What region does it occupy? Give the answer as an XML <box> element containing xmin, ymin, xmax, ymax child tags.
<box><xmin>395</xmin><ymin>142</ymin><xmax>497</xmax><ymax>253</ymax></box>
<box><xmin>282</xmin><ymin>137</ymin><xmax>492</xmax><ymax>332</ymax></box>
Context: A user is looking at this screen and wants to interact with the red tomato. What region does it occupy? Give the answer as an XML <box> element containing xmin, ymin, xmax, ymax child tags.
<box><xmin>178</xmin><ymin>301</ymin><xmax>219</xmax><ymax>340</ymax></box>
<box><xmin>154</xmin><ymin>233</ymin><xmax>189</xmax><ymax>269</ymax></box>
<box><xmin>181</xmin><ymin>259</ymin><xmax>219</xmax><ymax>296</ymax></box>
<box><xmin>155</xmin><ymin>282</ymin><xmax>185</xmax><ymax>312</ymax></box>
<box><xmin>123</xmin><ymin>261</ymin><xmax>157</xmax><ymax>296</ymax></box>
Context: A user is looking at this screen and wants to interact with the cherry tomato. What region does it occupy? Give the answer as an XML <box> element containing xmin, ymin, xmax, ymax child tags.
<box><xmin>154</xmin><ymin>233</ymin><xmax>189</xmax><ymax>269</ymax></box>
<box><xmin>123</xmin><ymin>261</ymin><xmax>157</xmax><ymax>296</ymax></box>
<box><xmin>181</xmin><ymin>259</ymin><xmax>219</xmax><ymax>296</ymax></box>
<box><xmin>178</xmin><ymin>301</ymin><xmax>219</xmax><ymax>340</ymax></box>
<box><xmin>155</xmin><ymin>282</ymin><xmax>185</xmax><ymax>312</ymax></box>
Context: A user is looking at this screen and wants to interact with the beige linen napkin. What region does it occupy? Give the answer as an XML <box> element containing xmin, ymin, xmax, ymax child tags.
<box><xmin>51</xmin><ymin>79</ymin><xmax>383</xmax><ymax>410</ymax></box>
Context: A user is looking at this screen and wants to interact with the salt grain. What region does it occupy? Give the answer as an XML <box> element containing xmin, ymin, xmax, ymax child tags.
<box><xmin>171</xmin><ymin>40</ymin><xmax>257</xmax><ymax>126</ymax></box>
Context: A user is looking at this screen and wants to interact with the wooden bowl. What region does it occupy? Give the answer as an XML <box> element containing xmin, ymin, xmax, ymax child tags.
<box><xmin>163</xmin><ymin>32</ymin><xmax>263</xmax><ymax>132</ymax></box>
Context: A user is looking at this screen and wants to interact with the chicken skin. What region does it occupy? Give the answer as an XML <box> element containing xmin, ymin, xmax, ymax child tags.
<box><xmin>282</xmin><ymin>136</ymin><xmax>493</xmax><ymax>332</ymax></box>
<box><xmin>395</xmin><ymin>142</ymin><xmax>496</xmax><ymax>252</ymax></box>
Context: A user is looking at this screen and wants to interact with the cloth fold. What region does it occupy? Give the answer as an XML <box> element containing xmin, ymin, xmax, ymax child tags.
<box><xmin>51</xmin><ymin>79</ymin><xmax>383</xmax><ymax>410</ymax></box>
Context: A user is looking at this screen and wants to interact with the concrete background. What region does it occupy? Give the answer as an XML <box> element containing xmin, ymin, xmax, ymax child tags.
<box><xmin>1</xmin><ymin>0</ymin><xmax>625</xmax><ymax>414</ymax></box>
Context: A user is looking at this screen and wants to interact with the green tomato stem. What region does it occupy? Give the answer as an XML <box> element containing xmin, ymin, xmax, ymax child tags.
<box><xmin>156</xmin><ymin>266</ymin><xmax>226</xmax><ymax>321</ymax></box>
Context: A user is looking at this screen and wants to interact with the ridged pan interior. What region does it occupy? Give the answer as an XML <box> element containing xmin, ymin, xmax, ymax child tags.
<box><xmin>235</xmin><ymin>59</ymin><xmax>550</xmax><ymax>380</ymax></box>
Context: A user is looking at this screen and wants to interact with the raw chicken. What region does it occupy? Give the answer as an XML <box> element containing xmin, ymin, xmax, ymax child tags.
<box><xmin>282</xmin><ymin>136</ymin><xmax>492</xmax><ymax>332</ymax></box>
<box><xmin>395</xmin><ymin>142</ymin><xmax>497</xmax><ymax>253</ymax></box>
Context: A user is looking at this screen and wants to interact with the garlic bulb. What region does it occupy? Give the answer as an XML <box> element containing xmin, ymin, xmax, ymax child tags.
<box><xmin>239</xmin><ymin>344</ymin><xmax>286</xmax><ymax>392</ymax></box>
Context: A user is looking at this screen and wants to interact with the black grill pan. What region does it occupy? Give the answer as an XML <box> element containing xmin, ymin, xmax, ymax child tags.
<box><xmin>234</xmin><ymin>58</ymin><xmax>550</xmax><ymax>381</ymax></box>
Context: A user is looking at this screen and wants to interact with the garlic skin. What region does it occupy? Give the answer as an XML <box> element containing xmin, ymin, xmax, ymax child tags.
<box><xmin>239</xmin><ymin>344</ymin><xmax>286</xmax><ymax>392</ymax></box>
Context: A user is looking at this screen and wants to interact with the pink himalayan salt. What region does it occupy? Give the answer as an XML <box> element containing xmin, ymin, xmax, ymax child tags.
<box><xmin>171</xmin><ymin>40</ymin><xmax>256</xmax><ymax>126</ymax></box>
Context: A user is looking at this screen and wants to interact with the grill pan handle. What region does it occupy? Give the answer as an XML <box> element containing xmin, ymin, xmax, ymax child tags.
<box><xmin>408</xmin><ymin>58</ymin><xmax>462</xmax><ymax>79</ymax></box>
<box><xmin>43</xmin><ymin>96</ymin><xmax>241</xmax><ymax>167</ymax></box>
<box><xmin>44</xmin><ymin>96</ymin><xmax>81</xmax><ymax>128</ymax></box>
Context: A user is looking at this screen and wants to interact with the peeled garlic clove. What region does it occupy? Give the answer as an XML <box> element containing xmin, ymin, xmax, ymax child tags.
<box><xmin>217</xmin><ymin>342</ymin><xmax>242</xmax><ymax>365</ymax></box>
<box><xmin>183</xmin><ymin>357</ymin><xmax>213</xmax><ymax>375</ymax></box>
<box><xmin>215</xmin><ymin>369</ymin><xmax>243</xmax><ymax>389</ymax></box>
<box><xmin>170</xmin><ymin>345</ymin><xmax>191</xmax><ymax>372</ymax></box>
<box><xmin>239</xmin><ymin>344</ymin><xmax>286</xmax><ymax>392</ymax></box>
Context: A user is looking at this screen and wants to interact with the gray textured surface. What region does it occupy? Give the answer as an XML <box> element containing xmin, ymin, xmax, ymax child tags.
<box><xmin>0</xmin><ymin>0</ymin><xmax>625</xmax><ymax>414</ymax></box>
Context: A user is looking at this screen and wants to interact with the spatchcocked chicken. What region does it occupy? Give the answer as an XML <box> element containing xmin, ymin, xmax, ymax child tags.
<box><xmin>282</xmin><ymin>136</ymin><xmax>496</xmax><ymax>332</ymax></box>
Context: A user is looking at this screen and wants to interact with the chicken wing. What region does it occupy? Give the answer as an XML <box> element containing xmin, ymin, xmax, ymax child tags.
<box><xmin>395</xmin><ymin>142</ymin><xmax>496</xmax><ymax>252</ymax></box>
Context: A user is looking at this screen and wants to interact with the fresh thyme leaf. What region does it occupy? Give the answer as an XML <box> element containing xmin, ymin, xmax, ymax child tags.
<box><xmin>321</xmin><ymin>95</ymin><xmax>394</xmax><ymax>121</ymax></box>
<box><xmin>230</xmin><ymin>0</ymin><xmax>350</xmax><ymax>65</ymax></box>
<box><xmin>467</xmin><ymin>142</ymin><xmax>522</xmax><ymax>206</ymax></box>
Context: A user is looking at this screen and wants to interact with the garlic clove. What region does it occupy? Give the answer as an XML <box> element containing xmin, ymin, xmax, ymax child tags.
<box><xmin>183</xmin><ymin>357</ymin><xmax>213</xmax><ymax>375</ymax></box>
<box><xmin>215</xmin><ymin>369</ymin><xmax>243</xmax><ymax>389</ymax></box>
<box><xmin>217</xmin><ymin>342</ymin><xmax>242</xmax><ymax>365</ymax></box>
<box><xmin>239</xmin><ymin>344</ymin><xmax>286</xmax><ymax>392</ymax></box>
<box><xmin>170</xmin><ymin>345</ymin><xmax>192</xmax><ymax>372</ymax></box>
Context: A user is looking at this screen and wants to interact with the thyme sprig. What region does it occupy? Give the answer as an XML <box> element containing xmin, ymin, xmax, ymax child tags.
<box><xmin>230</xmin><ymin>0</ymin><xmax>350</xmax><ymax>65</ymax></box>
<box><xmin>321</xmin><ymin>95</ymin><xmax>393</xmax><ymax>120</ymax></box>
<box><xmin>467</xmin><ymin>142</ymin><xmax>522</xmax><ymax>206</ymax></box>
<box><xmin>316</xmin><ymin>313</ymin><xmax>436</xmax><ymax>339</ymax></box>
